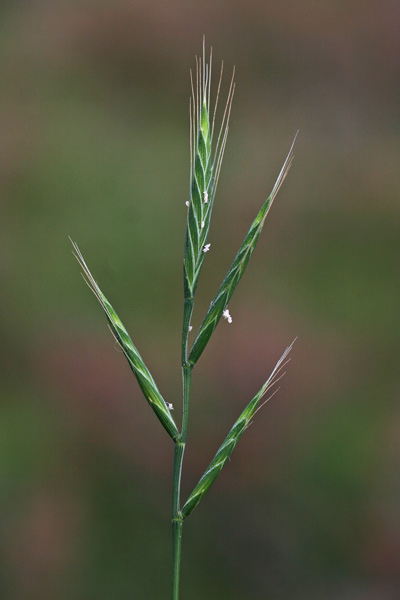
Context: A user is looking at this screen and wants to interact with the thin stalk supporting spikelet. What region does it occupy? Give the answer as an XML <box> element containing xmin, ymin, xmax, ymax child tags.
<box><xmin>181</xmin><ymin>341</ymin><xmax>294</xmax><ymax>518</ymax></box>
<box><xmin>183</xmin><ymin>44</ymin><xmax>235</xmax><ymax>300</ymax></box>
<box><xmin>70</xmin><ymin>239</ymin><xmax>179</xmax><ymax>442</ymax></box>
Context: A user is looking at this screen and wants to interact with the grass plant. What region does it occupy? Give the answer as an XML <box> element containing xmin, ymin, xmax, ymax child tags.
<box><xmin>71</xmin><ymin>40</ymin><xmax>296</xmax><ymax>600</ymax></box>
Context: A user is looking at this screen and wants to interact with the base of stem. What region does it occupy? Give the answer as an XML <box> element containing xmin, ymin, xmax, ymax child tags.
<box><xmin>171</xmin><ymin>519</ymin><xmax>183</xmax><ymax>600</ymax></box>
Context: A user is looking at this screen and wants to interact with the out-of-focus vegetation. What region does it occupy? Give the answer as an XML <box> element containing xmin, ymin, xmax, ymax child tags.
<box><xmin>1</xmin><ymin>2</ymin><xmax>400</xmax><ymax>599</ymax></box>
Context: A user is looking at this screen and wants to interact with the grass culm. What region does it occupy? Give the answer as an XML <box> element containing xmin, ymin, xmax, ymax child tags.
<box><xmin>71</xmin><ymin>39</ymin><xmax>297</xmax><ymax>600</ymax></box>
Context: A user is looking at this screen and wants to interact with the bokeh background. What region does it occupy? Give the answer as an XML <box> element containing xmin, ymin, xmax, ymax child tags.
<box><xmin>1</xmin><ymin>1</ymin><xmax>400</xmax><ymax>599</ymax></box>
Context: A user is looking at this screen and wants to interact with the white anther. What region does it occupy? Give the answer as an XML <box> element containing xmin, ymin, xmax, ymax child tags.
<box><xmin>185</xmin><ymin>201</ymin><xmax>190</xmax><ymax>207</ymax></box>
<box><xmin>222</xmin><ymin>308</ymin><xmax>232</xmax><ymax>323</ymax></box>
<box><xmin>189</xmin><ymin>325</ymin><xmax>193</xmax><ymax>331</ymax></box>
<box><xmin>203</xmin><ymin>244</ymin><xmax>211</xmax><ymax>253</ymax></box>
<box><xmin>201</xmin><ymin>220</ymin><xmax>205</xmax><ymax>229</ymax></box>
<box><xmin>203</xmin><ymin>190</ymin><xmax>208</xmax><ymax>204</ymax></box>
<box><xmin>167</xmin><ymin>402</ymin><xmax>174</xmax><ymax>410</ymax></box>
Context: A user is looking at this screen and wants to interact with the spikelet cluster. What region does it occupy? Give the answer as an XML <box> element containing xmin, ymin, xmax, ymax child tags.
<box><xmin>70</xmin><ymin>41</ymin><xmax>298</xmax><ymax>529</ymax></box>
<box><xmin>183</xmin><ymin>44</ymin><xmax>235</xmax><ymax>299</ymax></box>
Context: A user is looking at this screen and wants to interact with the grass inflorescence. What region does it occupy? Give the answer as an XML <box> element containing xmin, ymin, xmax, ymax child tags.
<box><xmin>71</xmin><ymin>39</ymin><xmax>296</xmax><ymax>600</ymax></box>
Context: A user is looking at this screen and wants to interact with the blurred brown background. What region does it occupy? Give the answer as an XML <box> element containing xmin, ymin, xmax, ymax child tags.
<box><xmin>1</xmin><ymin>1</ymin><xmax>400</xmax><ymax>599</ymax></box>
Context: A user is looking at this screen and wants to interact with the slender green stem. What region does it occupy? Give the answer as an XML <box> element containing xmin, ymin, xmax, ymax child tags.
<box><xmin>171</xmin><ymin>518</ymin><xmax>183</xmax><ymax>599</ymax></box>
<box><xmin>172</xmin><ymin>441</ymin><xmax>184</xmax><ymax>600</ymax></box>
<box><xmin>171</xmin><ymin>299</ymin><xmax>194</xmax><ymax>599</ymax></box>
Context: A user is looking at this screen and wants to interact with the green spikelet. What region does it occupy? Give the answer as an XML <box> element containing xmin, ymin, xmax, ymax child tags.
<box><xmin>188</xmin><ymin>134</ymin><xmax>297</xmax><ymax>366</ymax></box>
<box><xmin>183</xmin><ymin>47</ymin><xmax>235</xmax><ymax>300</ymax></box>
<box><xmin>181</xmin><ymin>341</ymin><xmax>294</xmax><ymax>518</ymax></box>
<box><xmin>184</xmin><ymin>100</ymin><xmax>211</xmax><ymax>298</ymax></box>
<box><xmin>70</xmin><ymin>239</ymin><xmax>179</xmax><ymax>442</ymax></box>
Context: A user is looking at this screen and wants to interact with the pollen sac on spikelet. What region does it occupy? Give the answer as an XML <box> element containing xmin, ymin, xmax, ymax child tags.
<box><xmin>183</xmin><ymin>44</ymin><xmax>235</xmax><ymax>300</ymax></box>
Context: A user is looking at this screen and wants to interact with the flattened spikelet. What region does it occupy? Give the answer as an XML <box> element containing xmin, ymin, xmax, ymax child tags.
<box><xmin>181</xmin><ymin>340</ymin><xmax>295</xmax><ymax>518</ymax></box>
<box><xmin>188</xmin><ymin>133</ymin><xmax>298</xmax><ymax>366</ymax></box>
<box><xmin>70</xmin><ymin>238</ymin><xmax>179</xmax><ymax>442</ymax></box>
<box><xmin>184</xmin><ymin>43</ymin><xmax>235</xmax><ymax>299</ymax></box>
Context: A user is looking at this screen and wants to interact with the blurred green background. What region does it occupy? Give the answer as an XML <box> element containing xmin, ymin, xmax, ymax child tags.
<box><xmin>1</xmin><ymin>1</ymin><xmax>400</xmax><ymax>599</ymax></box>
